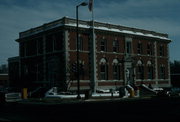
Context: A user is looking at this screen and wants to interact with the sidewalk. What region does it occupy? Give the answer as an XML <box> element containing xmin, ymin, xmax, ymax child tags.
<box><xmin>17</xmin><ymin>95</ymin><xmax>151</xmax><ymax>105</ymax></box>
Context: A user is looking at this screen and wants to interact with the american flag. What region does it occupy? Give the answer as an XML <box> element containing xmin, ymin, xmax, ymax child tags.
<box><xmin>88</xmin><ymin>0</ymin><xmax>93</xmax><ymax>12</ymax></box>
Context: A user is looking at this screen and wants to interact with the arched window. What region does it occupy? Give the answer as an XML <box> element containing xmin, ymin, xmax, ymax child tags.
<box><xmin>137</xmin><ymin>60</ymin><xmax>144</xmax><ymax>79</ymax></box>
<box><xmin>147</xmin><ymin>61</ymin><xmax>153</xmax><ymax>79</ymax></box>
<box><xmin>100</xmin><ymin>58</ymin><xmax>108</xmax><ymax>80</ymax></box>
<box><xmin>112</xmin><ymin>59</ymin><xmax>120</xmax><ymax>80</ymax></box>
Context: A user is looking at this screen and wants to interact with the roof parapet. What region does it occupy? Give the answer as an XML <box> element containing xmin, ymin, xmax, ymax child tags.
<box><xmin>18</xmin><ymin>16</ymin><xmax>170</xmax><ymax>41</ymax></box>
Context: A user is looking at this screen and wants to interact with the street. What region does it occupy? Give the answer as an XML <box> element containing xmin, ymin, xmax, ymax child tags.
<box><xmin>0</xmin><ymin>97</ymin><xmax>180</xmax><ymax>121</ymax></box>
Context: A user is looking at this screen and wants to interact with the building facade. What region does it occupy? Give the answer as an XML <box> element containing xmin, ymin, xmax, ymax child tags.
<box><xmin>10</xmin><ymin>17</ymin><xmax>171</xmax><ymax>91</ymax></box>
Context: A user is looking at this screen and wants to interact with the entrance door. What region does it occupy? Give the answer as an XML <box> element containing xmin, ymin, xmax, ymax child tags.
<box><xmin>125</xmin><ymin>62</ymin><xmax>134</xmax><ymax>86</ymax></box>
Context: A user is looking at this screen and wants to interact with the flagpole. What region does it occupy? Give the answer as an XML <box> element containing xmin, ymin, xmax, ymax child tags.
<box><xmin>91</xmin><ymin>0</ymin><xmax>96</xmax><ymax>94</ymax></box>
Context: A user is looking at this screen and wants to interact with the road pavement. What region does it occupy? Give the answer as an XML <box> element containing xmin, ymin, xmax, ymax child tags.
<box><xmin>0</xmin><ymin>97</ymin><xmax>180</xmax><ymax>121</ymax></box>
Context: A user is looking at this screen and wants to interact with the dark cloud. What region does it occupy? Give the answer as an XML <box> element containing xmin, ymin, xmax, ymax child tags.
<box><xmin>0</xmin><ymin>0</ymin><xmax>179</xmax><ymax>64</ymax></box>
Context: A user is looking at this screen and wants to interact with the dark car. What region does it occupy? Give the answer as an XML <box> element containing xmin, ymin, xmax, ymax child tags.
<box><xmin>167</xmin><ymin>87</ymin><xmax>180</xmax><ymax>97</ymax></box>
<box><xmin>156</xmin><ymin>89</ymin><xmax>169</xmax><ymax>97</ymax></box>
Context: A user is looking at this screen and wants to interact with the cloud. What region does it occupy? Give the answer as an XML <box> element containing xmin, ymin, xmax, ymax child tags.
<box><xmin>0</xmin><ymin>0</ymin><xmax>180</xmax><ymax>64</ymax></box>
<box><xmin>0</xmin><ymin>0</ymin><xmax>84</xmax><ymax>64</ymax></box>
<box><xmin>94</xmin><ymin>0</ymin><xmax>180</xmax><ymax>62</ymax></box>
<box><xmin>95</xmin><ymin>0</ymin><xmax>180</xmax><ymax>23</ymax></box>
<box><xmin>94</xmin><ymin>0</ymin><xmax>180</xmax><ymax>45</ymax></box>
<box><xmin>112</xmin><ymin>18</ymin><xmax>180</xmax><ymax>36</ymax></box>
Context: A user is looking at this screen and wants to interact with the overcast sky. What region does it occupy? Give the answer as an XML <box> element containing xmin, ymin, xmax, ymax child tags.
<box><xmin>0</xmin><ymin>0</ymin><xmax>180</xmax><ymax>65</ymax></box>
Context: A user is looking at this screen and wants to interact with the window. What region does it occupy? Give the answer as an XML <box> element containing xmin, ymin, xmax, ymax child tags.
<box><xmin>148</xmin><ymin>66</ymin><xmax>153</xmax><ymax>79</ymax></box>
<box><xmin>113</xmin><ymin>59</ymin><xmax>120</xmax><ymax>80</ymax></box>
<box><xmin>137</xmin><ymin>60</ymin><xmax>144</xmax><ymax>79</ymax></box>
<box><xmin>147</xmin><ymin>43</ymin><xmax>153</xmax><ymax>55</ymax></box>
<box><xmin>100</xmin><ymin>39</ymin><xmax>107</xmax><ymax>51</ymax></box>
<box><xmin>54</xmin><ymin>33</ymin><xmax>63</xmax><ymax>51</ymax></box>
<box><xmin>46</xmin><ymin>35</ymin><xmax>53</xmax><ymax>53</ymax></box>
<box><xmin>113</xmin><ymin>40</ymin><xmax>119</xmax><ymax>52</ymax></box>
<box><xmin>79</xmin><ymin>37</ymin><xmax>83</xmax><ymax>51</ymax></box>
<box><xmin>137</xmin><ymin>42</ymin><xmax>143</xmax><ymax>54</ymax></box>
<box><xmin>100</xmin><ymin>65</ymin><xmax>106</xmax><ymax>80</ymax></box>
<box><xmin>160</xmin><ymin>65</ymin><xmax>165</xmax><ymax>79</ymax></box>
<box><xmin>35</xmin><ymin>64</ymin><xmax>43</xmax><ymax>81</ymax></box>
<box><xmin>113</xmin><ymin>65</ymin><xmax>120</xmax><ymax>80</ymax></box>
<box><xmin>37</xmin><ymin>38</ymin><xmax>43</xmax><ymax>54</ymax></box>
<box><xmin>100</xmin><ymin>58</ymin><xmax>108</xmax><ymax>80</ymax></box>
<box><xmin>147</xmin><ymin>61</ymin><xmax>153</xmax><ymax>79</ymax></box>
<box><xmin>160</xmin><ymin>45</ymin><xmax>164</xmax><ymax>56</ymax></box>
<box><xmin>137</xmin><ymin>66</ymin><xmax>144</xmax><ymax>79</ymax></box>
<box><xmin>26</xmin><ymin>40</ymin><xmax>37</xmax><ymax>56</ymax></box>
<box><xmin>46</xmin><ymin>57</ymin><xmax>60</xmax><ymax>87</ymax></box>
<box><xmin>76</xmin><ymin>37</ymin><xmax>83</xmax><ymax>51</ymax></box>
<box><xmin>79</xmin><ymin>62</ymin><xmax>85</xmax><ymax>79</ymax></box>
<box><xmin>126</xmin><ymin>42</ymin><xmax>131</xmax><ymax>54</ymax></box>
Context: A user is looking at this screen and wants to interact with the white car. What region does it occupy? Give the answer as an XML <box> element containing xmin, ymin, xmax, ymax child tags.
<box><xmin>0</xmin><ymin>87</ymin><xmax>22</xmax><ymax>102</ymax></box>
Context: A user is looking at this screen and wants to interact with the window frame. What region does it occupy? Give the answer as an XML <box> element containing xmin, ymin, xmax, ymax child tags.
<box><xmin>113</xmin><ymin>64</ymin><xmax>120</xmax><ymax>80</ymax></box>
<box><xmin>159</xmin><ymin>45</ymin><xmax>164</xmax><ymax>56</ymax></box>
<box><xmin>147</xmin><ymin>66</ymin><xmax>153</xmax><ymax>79</ymax></box>
<box><xmin>100</xmin><ymin>58</ymin><xmax>108</xmax><ymax>80</ymax></box>
<box><xmin>100</xmin><ymin>64</ymin><xmax>108</xmax><ymax>80</ymax></box>
<box><xmin>100</xmin><ymin>39</ymin><xmax>107</xmax><ymax>52</ymax></box>
<box><xmin>147</xmin><ymin>43</ymin><xmax>153</xmax><ymax>55</ymax></box>
<box><xmin>160</xmin><ymin>65</ymin><xmax>165</xmax><ymax>79</ymax></box>
<box><xmin>137</xmin><ymin>42</ymin><xmax>143</xmax><ymax>54</ymax></box>
<box><xmin>79</xmin><ymin>37</ymin><xmax>84</xmax><ymax>51</ymax></box>
<box><xmin>126</xmin><ymin>42</ymin><xmax>132</xmax><ymax>54</ymax></box>
<box><xmin>113</xmin><ymin>40</ymin><xmax>119</xmax><ymax>52</ymax></box>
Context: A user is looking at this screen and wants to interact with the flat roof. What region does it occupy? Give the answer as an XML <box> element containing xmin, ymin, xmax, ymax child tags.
<box><xmin>17</xmin><ymin>16</ymin><xmax>171</xmax><ymax>42</ymax></box>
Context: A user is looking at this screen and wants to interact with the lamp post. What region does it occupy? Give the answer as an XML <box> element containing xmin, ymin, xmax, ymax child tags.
<box><xmin>76</xmin><ymin>2</ymin><xmax>88</xmax><ymax>99</ymax></box>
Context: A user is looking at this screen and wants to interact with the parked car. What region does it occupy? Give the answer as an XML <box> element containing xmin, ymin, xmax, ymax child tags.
<box><xmin>156</xmin><ymin>89</ymin><xmax>169</xmax><ymax>97</ymax></box>
<box><xmin>0</xmin><ymin>87</ymin><xmax>21</xmax><ymax>103</ymax></box>
<box><xmin>167</xmin><ymin>87</ymin><xmax>180</xmax><ymax>97</ymax></box>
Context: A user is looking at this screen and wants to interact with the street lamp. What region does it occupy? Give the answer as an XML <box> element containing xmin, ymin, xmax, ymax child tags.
<box><xmin>76</xmin><ymin>2</ymin><xmax>88</xmax><ymax>99</ymax></box>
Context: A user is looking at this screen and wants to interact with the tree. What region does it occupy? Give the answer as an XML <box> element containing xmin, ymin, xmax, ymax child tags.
<box><xmin>170</xmin><ymin>60</ymin><xmax>180</xmax><ymax>74</ymax></box>
<box><xmin>0</xmin><ymin>64</ymin><xmax>8</xmax><ymax>73</ymax></box>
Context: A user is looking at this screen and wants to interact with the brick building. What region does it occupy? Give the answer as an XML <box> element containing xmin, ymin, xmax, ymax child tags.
<box><xmin>9</xmin><ymin>17</ymin><xmax>171</xmax><ymax>91</ymax></box>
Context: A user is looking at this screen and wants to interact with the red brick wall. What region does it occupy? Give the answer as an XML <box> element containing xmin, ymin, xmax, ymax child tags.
<box><xmin>157</xmin><ymin>42</ymin><xmax>168</xmax><ymax>57</ymax></box>
<box><xmin>133</xmin><ymin>38</ymin><xmax>155</xmax><ymax>55</ymax></box>
<box><xmin>96</xmin><ymin>33</ymin><xmax>125</xmax><ymax>80</ymax></box>
<box><xmin>68</xmin><ymin>31</ymin><xmax>90</xmax><ymax>80</ymax></box>
<box><xmin>67</xmin><ymin>30</ymin><xmax>170</xmax><ymax>88</ymax></box>
<box><xmin>96</xmin><ymin>33</ymin><xmax>125</xmax><ymax>52</ymax></box>
<box><xmin>157</xmin><ymin>58</ymin><xmax>169</xmax><ymax>79</ymax></box>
